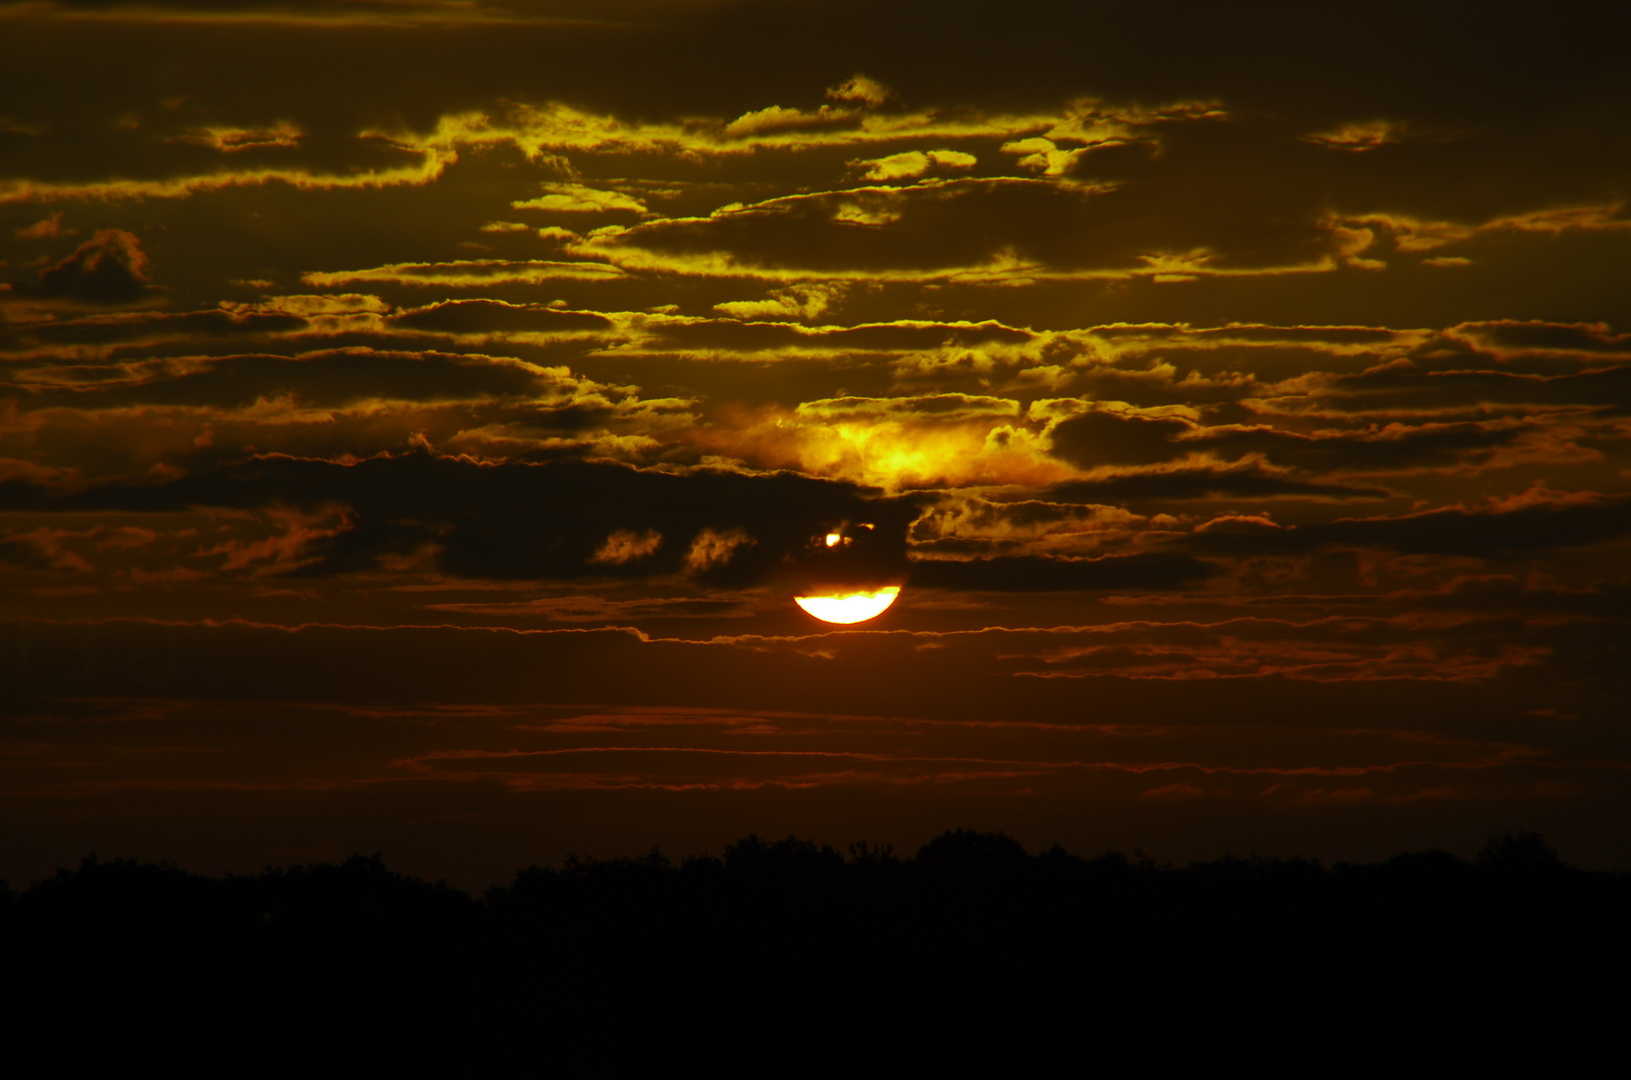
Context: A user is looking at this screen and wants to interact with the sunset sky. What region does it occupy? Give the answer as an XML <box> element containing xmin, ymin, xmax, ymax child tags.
<box><xmin>3</xmin><ymin>0</ymin><xmax>1629</xmax><ymax>885</ymax></box>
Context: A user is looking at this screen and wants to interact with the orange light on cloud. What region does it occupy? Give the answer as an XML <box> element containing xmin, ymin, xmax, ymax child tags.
<box><xmin>794</xmin><ymin>585</ymin><xmax>901</xmax><ymax>624</ymax></box>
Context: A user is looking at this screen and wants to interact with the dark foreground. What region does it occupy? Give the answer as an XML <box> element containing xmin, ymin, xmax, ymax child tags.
<box><xmin>5</xmin><ymin>831</ymin><xmax>1625</xmax><ymax>1071</ymax></box>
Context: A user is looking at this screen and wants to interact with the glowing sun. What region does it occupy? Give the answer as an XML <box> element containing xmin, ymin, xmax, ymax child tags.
<box><xmin>794</xmin><ymin>585</ymin><xmax>901</xmax><ymax>624</ymax></box>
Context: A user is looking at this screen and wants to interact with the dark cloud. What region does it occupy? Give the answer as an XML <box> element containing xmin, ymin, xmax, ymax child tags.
<box><xmin>28</xmin><ymin>0</ymin><xmax>496</xmax><ymax>11</ymax></box>
<box><xmin>1188</xmin><ymin>325</ymin><xmax>1403</xmax><ymax>345</ymax></box>
<box><xmin>0</xmin><ymin>454</ymin><xmax>926</xmax><ymax>586</ymax></box>
<box><xmin>1188</xmin><ymin>495</ymin><xmax>1631</xmax><ymax>559</ymax></box>
<box><xmin>26</xmin><ymin>229</ymin><xmax>152</xmax><ymax>305</ymax></box>
<box><xmin>1204</xmin><ymin>423</ymin><xmax>1534</xmax><ymax>474</ymax></box>
<box><xmin>1047</xmin><ymin>408</ymin><xmax>1533</xmax><ymax>474</ymax></box>
<box><xmin>1457</xmin><ymin>320</ymin><xmax>1631</xmax><ymax>356</ymax></box>
<box><xmin>1047</xmin><ymin>411</ymin><xmax>1195</xmax><ymax>468</ymax></box>
<box><xmin>631</xmin><ymin>316</ymin><xmax>1031</xmax><ymax>357</ymax></box>
<box><xmin>1300</xmin><ymin>362</ymin><xmax>1631</xmax><ymax>416</ymax></box>
<box><xmin>1043</xmin><ymin>465</ymin><xmax>1388</xmax><ymax>504</ymax></box>
<box><xmin>389</xmin><ymin>300</ymin><xmax>612</xmax><ymax>335</ymax></box>
<box><xmin>590</xmin><ymin>166</ymin><xmax>1338</xmax><ymax>279</ymax></box>
<box><xmin>909</xmin><ymin>551</ymin><xmax>1214</xmax><ymax>593</ymax></box>
<box><xmin>16</xmin><ymin>349</ymin><xmax>556</xmax><ymax>411</ymax></box>
<box><xmin>0</xmin><ymin>309</ymin><xmax>305</xmax><ymax>354</ymax></box>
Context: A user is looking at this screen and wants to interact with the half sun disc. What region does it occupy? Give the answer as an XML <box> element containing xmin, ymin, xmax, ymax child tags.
<box><xmin>794</xmin><ymin>586</ymin><xmax>902</xmax><ymax>624</ymax></box>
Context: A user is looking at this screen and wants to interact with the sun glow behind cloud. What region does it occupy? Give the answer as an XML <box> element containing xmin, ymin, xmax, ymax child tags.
<box><xmin>794</xmin><ymin>586</ymin><xmax>901</xmax><ymax>624</ymax></box>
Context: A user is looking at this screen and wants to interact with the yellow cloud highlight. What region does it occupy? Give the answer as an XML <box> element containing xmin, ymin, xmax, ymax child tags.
<box><xmin>384</xmin><ymin>93</ymin><xmax>1215</xmax><ymax>170</ymax></box>
<box><xmin>796</xmin><ymin>394</ymin><xmax>1021</xmax><ymax>425</ymax></box>
<box><xmin>928</xmin><ymin>149</ymin><xmax>978</xmax><ymax>169</ymax></box>
<box><xmin>1002</xmin><ymin>136</ymin><xmax>1093</xmax><ymax>176</ymax></box>
<box><xmin>1</xmin><ymin>92</ymin><xmax>1220</xmax><ymax>207</ymax></box>
<box><xmin>849</xmin><ymin>149</ymin><xmax>976</xmax><ymax>181</ymax></box>
<box><xmin>0</xmin><ymin>157</ymin><xmax>453</xmax><ymax>206</ymax></box>
<box><xmin>1136</xmin><ymin>249</ymin><xmax>1213</xmax><ymax>282</ymax></box>
<box><xmin>831</xmin><ymin>198</ymin><xmax>902</xmax><ymax>226</ymax></box>
<box><xmin>512</xmin><ymin>184</ymin><xmax>648</xmax><ymax>214</ymax></box>
<box><xmin>689</xmin><ymin>395</ymin><xmax>1075</xmax><ymax>491</ymax></box>
<box><xmin>713</xmin><ymin>284</ymin><xmax>843</xmax><ymax>321</ymax></box>
<box><xmin>301</xmin><ymin>259</ymin><xmax>624</xmax><ymax>288</ymax></box>
<box><xmin>235</xmin><ymin>294</ymin><xmax>391</xmax><ymax>317</ymax></box>
<box><xmin>853</xmin><ymin>151</ymin><xmax>934</xmax><ymax>181</ymax></box>
<box><xmin>0</xmin><ymin>118</ymin><xmax>470</xmax><ymax>204</ymax></box>
<box><xmin>723</xmin><ymin>103</ymin><xmax>856</xmax><ymax>140</ymax></box>
<box><xmin>566</xmin><ymin>181</ymin><xmax>1351</xmax><ymax>286</ymax></box>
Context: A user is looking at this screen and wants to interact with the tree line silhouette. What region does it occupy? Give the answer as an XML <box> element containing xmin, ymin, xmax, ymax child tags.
<box><xmin>4</xmin><ymin>830</ymin><xmax>1624</xmax><ymax>1070</ymax></box>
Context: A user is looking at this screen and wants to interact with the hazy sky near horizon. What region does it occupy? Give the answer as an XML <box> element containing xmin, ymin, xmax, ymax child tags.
<box><xmin>3</xmin><ymin>0</ymin><xmax>1629</xmax><ymax>885</ymax></box>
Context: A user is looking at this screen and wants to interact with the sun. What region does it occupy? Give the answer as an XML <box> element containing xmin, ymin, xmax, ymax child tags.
<box><xmin>794</xmin><ymin>585</ymin><xmax>901</xmax><ymax>624</ymax></box>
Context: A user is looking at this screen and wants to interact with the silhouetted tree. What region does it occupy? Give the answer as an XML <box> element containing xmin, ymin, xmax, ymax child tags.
<box><xmin>1477</xmin><ymin>830</ymin><xmax>1565</xmax><ymax>874</ymax></box>
<box><xmin>6</xmin><ymin>829</ymin><xmax>1627</xmax><ymax>1071</ymax></box>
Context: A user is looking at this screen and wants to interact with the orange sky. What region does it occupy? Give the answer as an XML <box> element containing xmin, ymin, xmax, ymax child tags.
<box><xmin>2</xmin><ymin>0</ymin><xmax>1629</xmax><ymax>885</ymax></box>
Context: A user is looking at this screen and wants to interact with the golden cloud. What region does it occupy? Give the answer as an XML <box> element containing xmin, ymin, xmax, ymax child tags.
<box><xmin>591</xmin><ymin>529</ymin><xmax>663</xmax><ymax>565</ymax></box>
<box><xmin>300</xmin><ymin>259</ymin><xmax>624</xmax><ymax>288</ymax></box>
<box><xmin>1001</xmin><ymin>137</ymin><xmax>1094</xmax><ymax>177</ymax></box>
<box><xmin>722</xmin><ymin>103</ymin><xmax>859</xmax><ymax>140</ymax></box>
<box><xmin>852</xmin><ymin>151</ymin><xmax>934</xmax><ymax>181</ymax></box>
<box><xmin>563</xmin><ymin>177</ymin><xmax>1358</xmax><ymax>285</ymax></box>
<box><xmin>195</xmin><ymin>505</ymin><xmax>352</xmax><ymax>575</ymax></box>
<box><xmin>685</xmin><ymin>527</ymin><xmax>754</xmax><ymax>573</ymax></box>
<box><xmin>234</xmin><ymin>293</ymin><xmax>390</xmax><ymax>317</ymax></box>
<box><xmin>0</xmin><ymin>347</ymin><xmax>695</xmax><ymax>480</ymax></box>
<box><xmin>14</xmin><ymin>212</ymin><xmax>68</xmax><ymax>239</ymax></box>
<box><xmin>826</xmin><ymin>75</ymin><xmax>894</xmax><ymax>108</ymax></box>
<box><xmin>684</xmin><ymin>394</ymin><xmax>1074</xmax><ymax>491</ymax></box>
<box><xmin>849</xmin><ymin>148</ymin><xmax>979</xmax><ymax>182</ymax></box>
<box><xmin>174</xmin><ymin>121</ymin><xmax>303</xmax><ymax>153</ymax></box>
<box><xmin>1303</xmin><ymin>119</ymin><xmax>1407</xmax><ymax>151</ymax></box>
<box><xmin>928</xmin><ymin>149</ymin><xmax>978</xmax><ymax>169</ymax></box>
<box><xmin>909</xmin><ymin>493</ymin><xmax>1157</xmax><ymax>559</ymax></box>
<box><xmin>511</xmin><ymin>183</ymin><xmax>649</xmax><ymax>214</ymax></box>
<box><xmin>712</xmin><ymin>284</ymin><xmax>843</xmax><ymax>322</ymax></box>
<box><xmin>2</xmin><ymin>88</ymin><xmax>1225</xmax><ymax>208</ymax></box>
<box><xmin>1328</xmin><ymin>202</ymin><xmax>1630</xmax><ymax>254</ymax></box>
<box><xmin>0</xmin><ymin>133</ymin><xmax>457</xmax><ymax>203</ymax></box>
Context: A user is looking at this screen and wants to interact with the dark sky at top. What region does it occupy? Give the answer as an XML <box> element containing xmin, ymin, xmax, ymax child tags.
<box><xmin>2</xmin><ymin>0</ymin><xmax>1628</xmax><ymax>885</ymax></box>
